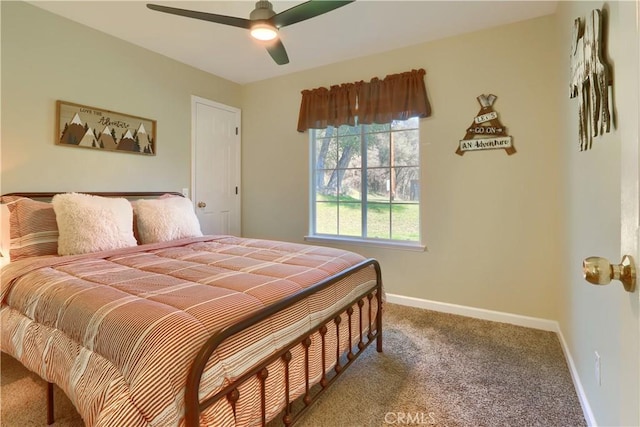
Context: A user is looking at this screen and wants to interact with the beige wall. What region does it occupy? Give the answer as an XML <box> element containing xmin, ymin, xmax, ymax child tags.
<box><xmin>241</xmin><ymin>15</ymin><xmax>563</xmax><ymax>320</ymax></box>
<box><xmin>1</xmin><ymin>1</ymin><xmax>241</xmax><ymax>194</ymax></box>
<box><xmin>556</xmin><ymin>1</ymin><xmax>639</xmax><ymax>425</ymax></box>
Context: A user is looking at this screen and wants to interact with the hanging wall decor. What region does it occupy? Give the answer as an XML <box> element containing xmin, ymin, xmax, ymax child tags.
<box><xmin>569</xmin><ymin>8</ymin><xmax>612</xmax><ymax>151</ymax></box>
<box><xmin>456</xmin><ymin>94</ymin><xmax>515</xmax><ymax>156</ymax></box>
<box><xmin>56</xmin><ymin>100</ymin><xmax>156</xmax><ymax>155</ymax></box>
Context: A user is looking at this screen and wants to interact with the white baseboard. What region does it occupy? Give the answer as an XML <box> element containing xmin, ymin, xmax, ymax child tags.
<box><xmin>385</xmin><ymin>293</ymin><xmax>558</xmax><ymax>331</ymax></box>
<box><xmin>555</xmin><ymin>328</ymin><xmax>597</xmax><ymax>426</ymax></box>
<box><xmin>385</xmin><ymin>293</ymin><xmax>596</xmax><ymax>426</ymax></box>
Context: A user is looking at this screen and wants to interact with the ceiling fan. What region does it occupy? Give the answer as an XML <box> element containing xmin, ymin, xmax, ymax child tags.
<box><xmin>146</xmin><ymin>1</ymin><xmax>354</xmax><ymax>65</ymax></box>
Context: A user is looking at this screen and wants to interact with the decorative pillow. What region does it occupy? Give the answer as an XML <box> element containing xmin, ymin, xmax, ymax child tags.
<box><xmin>1</xmin><ymin>196</ymin><xmax>59</xmax><ymax>261</ymax></box>
<box><xmin>52</xmin><ymin>193</ymin><xmax>137</xmax><ymax>256</ymax></box>
<box><xmin>133</xmin><ymin>196</ymin><xmax>203</xmax><ymax>244</ymax></box>
<box><xmin>130</xmin><ymin>193</ymin><xmax>179</xmax><ymax>244</ymax></box>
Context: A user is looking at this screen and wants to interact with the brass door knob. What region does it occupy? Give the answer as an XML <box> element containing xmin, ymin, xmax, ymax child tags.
<box><xmin>197</xmin><ymin>201</ymin><xmax>206</xmax><ymax>208</ymax></box>
<box><xmin>583</xmin><ymin>255</ymin><xmax>636</xmax><ymax>292</ymax></box>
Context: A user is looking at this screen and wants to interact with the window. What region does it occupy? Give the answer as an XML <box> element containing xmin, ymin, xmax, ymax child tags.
<box><xmin>309</xmin><ymin>117</ymin><xmax>421</xmax><ymax>247</ymax></box>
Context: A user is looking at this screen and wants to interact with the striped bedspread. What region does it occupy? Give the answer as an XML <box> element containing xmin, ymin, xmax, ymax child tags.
<box><xmin>0</xmin><ymin>235</ymin><xmax>379</xmax><ymax>426</ymax></box>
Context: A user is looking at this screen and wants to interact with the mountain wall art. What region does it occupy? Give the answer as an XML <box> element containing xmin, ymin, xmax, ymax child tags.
<box><xmin>56</xmin><ymin>100</ymin><xmax>156</xmax><ymax>156</ymax></box>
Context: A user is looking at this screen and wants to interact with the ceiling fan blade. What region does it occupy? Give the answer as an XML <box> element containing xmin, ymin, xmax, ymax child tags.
<box><xmin>265</xmin><ymin>39</ymin><xmax>290</xmax><ymax>65</ymax></box>
<box><xmin>272</xmin><ymin>1</ymin><xmax>354</xmax><ymax>28</ymax></box>
<box><xmin>147</xmin><ymin>4</ymin><xmax>251</xmax><ymax>29</ymax></box>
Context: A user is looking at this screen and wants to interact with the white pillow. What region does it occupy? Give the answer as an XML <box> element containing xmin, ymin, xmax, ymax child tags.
<box><xmin>133</xmin><ymin>196</ymin><xmax>203</xmax><ymax>244</ymax></box>
<box><xmin>52</xmin><ymin>193</ymin><xmax>137</xmax><ymax>256</ymax></box>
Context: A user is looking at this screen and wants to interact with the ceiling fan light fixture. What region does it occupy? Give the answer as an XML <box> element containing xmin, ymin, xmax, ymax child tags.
<box><xmin>250</xmin><ymin>23</ymin><xmax>278</xmax><ymax>41</ymax></box>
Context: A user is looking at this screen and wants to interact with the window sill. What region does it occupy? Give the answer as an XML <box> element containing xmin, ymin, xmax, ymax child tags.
<box><xmin>304</xmin><ymin>235</ymin><xmax>426</xmax><ymax>252</ymax></box>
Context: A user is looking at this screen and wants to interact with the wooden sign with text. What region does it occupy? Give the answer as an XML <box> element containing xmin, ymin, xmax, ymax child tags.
<box><xmin>457</xmin><ymin>94</ymin><xmax>515</xmax><ymax>156</ymax></box>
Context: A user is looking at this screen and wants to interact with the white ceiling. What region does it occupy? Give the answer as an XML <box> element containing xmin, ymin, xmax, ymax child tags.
<box><xmin>29</xmin><ymin>1</ymin><xmax>558</xmax><ymax>84</ymax></box>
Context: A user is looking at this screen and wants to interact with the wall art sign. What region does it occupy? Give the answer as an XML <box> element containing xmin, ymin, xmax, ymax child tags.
<box><xmin>56</xmin><ymin>100</ymin><xmax>156</xmax><ymax>155</ymax></box>
<box><xmin>570</xmin><ymin>8</ymin><xmax>611</xmax><ymax>151</ymax></box>
<box><xmin>456</xmin><ymin>94</ymin><xmax>515</xmax><ymax>156</ymax></box>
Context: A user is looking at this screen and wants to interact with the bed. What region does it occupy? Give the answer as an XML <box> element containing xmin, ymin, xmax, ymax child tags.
<box><xmin>0</xmin><ymin>192</ymin><xmax>383</xmax><ymax>426</ymax></box>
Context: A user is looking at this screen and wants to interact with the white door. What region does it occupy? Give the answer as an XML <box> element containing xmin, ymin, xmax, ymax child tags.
<box><xmin>580</xmin><ymin>3</ymin><xmax>639</xmax><ymax>424</ymax></box>
<box><xmin>619</xmin><ymin>1</ymin><xmax>639</xmax><ymax>423</ymax></box>
<box><xmin>191</xmin><ymin>96</ymin><xmax>241</xmax><ymax>236</ymax></box>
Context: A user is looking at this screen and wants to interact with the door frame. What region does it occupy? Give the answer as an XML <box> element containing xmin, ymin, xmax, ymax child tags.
<box><xmin>190</xmin><ymin>95</ymin><xmax>242</xmax><ymax>235</ymax></box>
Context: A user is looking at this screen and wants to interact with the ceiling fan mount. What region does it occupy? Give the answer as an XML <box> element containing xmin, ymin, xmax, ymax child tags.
<box><xmin>249</xmin><ymin>1</ymin><xmax>276</xmax><ymax>21</ymax></box>
<box><xmin>147</xmin><ymin>1</ymin><xmax>354</xmax><ymax>65</ymax></box>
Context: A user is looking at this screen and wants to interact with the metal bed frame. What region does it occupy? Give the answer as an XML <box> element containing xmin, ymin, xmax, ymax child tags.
<box><xmin>184</xmin><ymin>258</ymin><xmax>382</xmax><ymax>426</ymax></box>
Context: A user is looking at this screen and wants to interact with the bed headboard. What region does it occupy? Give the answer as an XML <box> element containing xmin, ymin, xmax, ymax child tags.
<box><xmin>1</xmin><ymin>191</ymin><xmax>184</xmax><ymax>200</ymax></box>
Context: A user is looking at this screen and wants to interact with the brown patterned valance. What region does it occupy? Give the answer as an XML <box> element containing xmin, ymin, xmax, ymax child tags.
<box><xmin>297</xmin><ymin>68</ymin><xmax>431</xmax><ymax>132</ymax></box>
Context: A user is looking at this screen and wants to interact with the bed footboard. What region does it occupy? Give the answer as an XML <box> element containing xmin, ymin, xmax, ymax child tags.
<box><xmin>185</xmin><ymin>258</ymin><xmax>383</xmax><ymax>426</ymax></box>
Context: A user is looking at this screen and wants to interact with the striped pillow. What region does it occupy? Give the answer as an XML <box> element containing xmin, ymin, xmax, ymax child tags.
<box><xmin>1</xmin><ymin>196</ymin><xmax>59</xmax><ymax>261</ymax></box>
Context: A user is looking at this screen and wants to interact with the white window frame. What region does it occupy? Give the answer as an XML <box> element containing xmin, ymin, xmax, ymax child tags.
<box><xmin>305</xmin><ymin>120</ymin><xmax>425</xmax><ymax>251</ymax></box>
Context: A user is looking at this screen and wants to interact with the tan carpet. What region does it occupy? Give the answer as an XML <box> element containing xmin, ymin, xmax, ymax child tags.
<box><xmin>1</xmin><ymin>304</ymin><xmax>585</xmax><ymax>426</ymax></box>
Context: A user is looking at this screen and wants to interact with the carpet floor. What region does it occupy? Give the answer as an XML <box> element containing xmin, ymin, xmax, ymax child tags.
<box><xmin>1</xmin><ymin>303</ymin><xmax>586</xmax><ymax>426</ymax></box>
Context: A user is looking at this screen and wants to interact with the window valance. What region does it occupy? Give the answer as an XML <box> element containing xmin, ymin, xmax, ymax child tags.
<box><xmin>297</xmin><ymin>68</ymin><xmax>431</xmax><ymax>132</ymax></box>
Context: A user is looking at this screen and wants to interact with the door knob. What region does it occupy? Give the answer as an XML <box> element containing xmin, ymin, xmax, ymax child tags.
<box><xmin>197</xmin><ymin>201</ymin><xmax>206</xmax><ymax>208</ymax></box>
<box><xmin>583</xmin><ymin>255</ymin><xmax>636</xmax><ymax>292</ymax></box>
